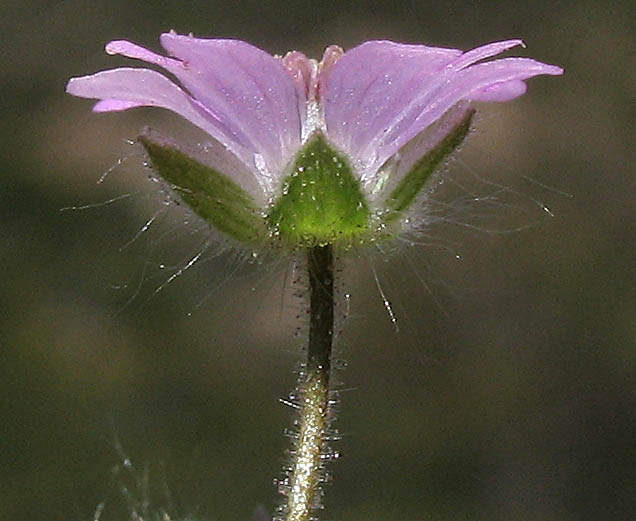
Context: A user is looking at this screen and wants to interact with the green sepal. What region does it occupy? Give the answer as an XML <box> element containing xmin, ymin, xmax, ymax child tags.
<box><xmin>267</xmin><ymin>134</ymin><xmax>370</xmax><ymax>247</ymax></box>
<box><xmin>139</xmin><ymin>135</ymin><xmax>265</xmax><ymax>244</ymax></box>
<box><xmin>381</xmin><ymin>109</ymin><xmax>475</xmax><ymax>222</ymax></box>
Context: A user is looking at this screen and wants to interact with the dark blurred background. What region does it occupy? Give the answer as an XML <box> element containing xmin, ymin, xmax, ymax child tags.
<box><xmin>1</xmin><ymin>0</ymin><xmax>635</xmax><ymax>520</ymax></box>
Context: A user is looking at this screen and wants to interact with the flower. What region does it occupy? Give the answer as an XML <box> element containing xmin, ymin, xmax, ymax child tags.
<box><xmin>67</xmin><ymin>33</ymin><xmax>562</xmax><ymax>248</ymax></box>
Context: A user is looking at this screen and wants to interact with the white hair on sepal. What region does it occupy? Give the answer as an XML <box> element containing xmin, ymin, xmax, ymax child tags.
<box><xmin>64</xmin><ymin>132</ymin><xmax>307</xmax><ymax>318</ymax></box>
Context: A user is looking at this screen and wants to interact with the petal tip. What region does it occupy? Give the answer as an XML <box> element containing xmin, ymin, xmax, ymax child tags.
<box><xmin>537</xmin><ymin>63</ymin><xmax>564</xmax><ymax>76</ymax></box>
<box><xmin>160</xmin><ymin>31</ymin><xmax>183</xmax><ymax>44</ymax></box>
<box><xmin>504</xmin><ymin>38</ymin><xmax>525</xmax><ymax>49</ymax></box>
<box><xmin>472</xmin><ymin>80</ymin><xmax>527</xmax><ymax>102</ymax></box>
<box><xmin>105</xmin><ymin>40</ymin><xmax>129</xmax><ymax>55</ymax></box>
<box><xmin>93</xmin><ymin>99</ymin><xmax>145</xmax><ymax>112</ymax></box>
<box><xmin>65</xmin><ymin>77</ymin><xmax>76</xmax><ymax>94</ymax></box>
<box><xmin>66</xmin><ymin>76</ymin><xmax>85</xmax><ymax>95</ymax></box>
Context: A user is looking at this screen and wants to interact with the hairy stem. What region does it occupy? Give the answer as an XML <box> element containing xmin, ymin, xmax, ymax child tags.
<box><xmin>283</xmin><ymin>244</ymin><xmax>335</xmax><ymax>521</ymax></box>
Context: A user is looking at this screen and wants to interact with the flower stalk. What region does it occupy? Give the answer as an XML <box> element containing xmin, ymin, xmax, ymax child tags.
<box><xmin>281</xmin><ymin>244</ymin><xmax>335</xmax><ymax>521</ymax></box>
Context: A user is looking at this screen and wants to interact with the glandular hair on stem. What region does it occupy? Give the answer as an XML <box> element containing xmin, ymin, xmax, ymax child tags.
<box><xmin>276</xmin><ymin>245</ymin><xmax>344</xmax><ymax>521</ymax></box>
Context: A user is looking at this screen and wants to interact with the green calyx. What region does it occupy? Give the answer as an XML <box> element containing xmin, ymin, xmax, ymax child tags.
<box><xmin>381</xmin><ymin>109</ymin><xmax>475</xmax><ymax>223</ymax></box>
<box><xmin>139</xmin><ymin>133</ymin><xmax>371</xmax><ymax>248</ymax></box>
<box><xmin>139</xmin><ymin>109</ymin><xmax>472</xmax><ymax>249</ymax></box>
<box><xmin>139</xmin><ymin>135</ymin><xmax>264</xmax><ymax>244</ymax></box>
<box><xmin>267</xmin><ymin>134</ymin><xmax>371</xmax><ymax>247</ymax></box>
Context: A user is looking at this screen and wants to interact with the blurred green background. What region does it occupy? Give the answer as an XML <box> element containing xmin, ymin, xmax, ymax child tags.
<box><xmin>1</xmin><ymin>0</ymin><xmax>635</xmax><ymax>520</ymax></box>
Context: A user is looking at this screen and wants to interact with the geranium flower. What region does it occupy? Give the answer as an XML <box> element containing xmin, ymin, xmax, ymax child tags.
<box><xmin>67</xmin><ymin>32</ymin><xmax>562</xmax><ymax>248</ymax></box>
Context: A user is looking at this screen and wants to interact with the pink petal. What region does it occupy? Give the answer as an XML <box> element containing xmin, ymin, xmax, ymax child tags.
<box><xmin>323</xmin><ymin>40</ymin><xmax>462</xmax><ymax>174</ymax></box>
<box><xmin>105</xmin><ymin>40</ymin><xmax>182</xmax><ymax>69</ymax></box>
<box><xmin>156</xmin><ymin>33</ymin><xmax>302</xmax><ymax>176</ymax></box>
<box><xmin>99</xmin><ymin>42</ymin><xmax>257</xmax><ymax>152</ymax></box>
<box><xmin>282</xmin><ymin>50</ymin><xmax>315</xmax><ymax>132</ymax></box>
<box><xmin>93</xmin><ymin>99</ymin><xmax>146</xmax><ymax>111</ymax></box>
<box><xmin>390</xmin><ymin>57</ymin><xmax>563</xmax><ymax>154</ymax></box>
<box><xmin>317</xmin><ymin>45</ymin><xmax>344</xmax><ymax>101</ymax></box>
<box><xmin>449</xmin><ymin>39</ymin><xmax>524</xmax><ymax>69</ymax></box>
<box><xmin>388</xmin><ymin>103</ymin><xmax>473</xmax><ymax>197</ymax></box>
<box><xmin>66</xmin><ymin>67</ymin><xmax>257</xmax><ymax>171</ymax></box>
<box><xmin>470</xmin><ymin>80</ymin><xmax>527</xmax><ymax>102</ymax></box>
<box><xmin>323</xmin><ymin>40</ymin><xmax>563</xmax><ymax>183</ymax></box>
<box><xmin>282</xmin><ymin>50</ymin><xmax>315</xmax><ymax>100</ymax></box>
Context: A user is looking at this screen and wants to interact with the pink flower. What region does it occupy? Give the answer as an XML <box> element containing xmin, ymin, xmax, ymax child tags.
<box><xmin>67</xmin><ymin>33</ymin><xmax>562</xmax><ymax>246</ymax></box>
